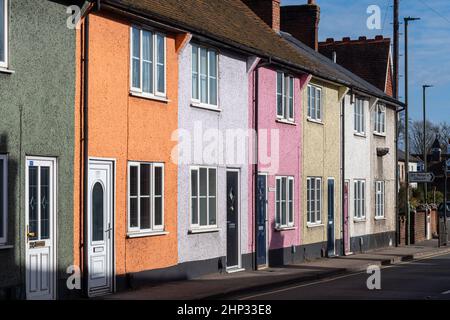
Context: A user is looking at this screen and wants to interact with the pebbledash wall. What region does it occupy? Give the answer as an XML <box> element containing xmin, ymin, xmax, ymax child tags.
<box><xmin>301</xmin><ymin>78</ymin><xmax>343</xmax><ymax>259</ymax></box>
<box><xmin>0</xmin><ymin>0</ymin><xmax>76</xmax><ymax>299</ymax></box>
<box><xmin>344</xmin><ymin>94</ymin><xmax>396</xmax><ymax>253</ymax></box>
<box><xmin>247</xmin><ymin>66</ymin><xmax>305</xmax><ymax>267</ymax></box>
<box><xmin>74</xmin><ymin>11</ymin><xmax>181</xmax><ymax>291</ymax></box>
<box><xmin>176</xmin><ymin>40</ymin><xmax>250</xmax><ymax>277</ymax></box>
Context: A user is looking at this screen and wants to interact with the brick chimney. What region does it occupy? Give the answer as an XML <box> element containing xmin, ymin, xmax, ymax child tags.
<box><xmin>280</xmin><ymin>0</ymin><xmax>320</xmax><ymax>51</ymax></box>
<box><xmin>242</xmin><ymin>0</ymin><xmax>281</xmax><ymax>32</ymax></box>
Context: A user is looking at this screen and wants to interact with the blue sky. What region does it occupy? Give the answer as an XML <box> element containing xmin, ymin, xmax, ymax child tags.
<box><xmin>284</xmin><ymin>0</ymin><xmax>450</xmax><ymax>123</ymax></box>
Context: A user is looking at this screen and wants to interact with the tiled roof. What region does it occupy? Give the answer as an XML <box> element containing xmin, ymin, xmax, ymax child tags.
<box><xmin>398</xmin><ymin>150</ymin><xmax>421</xmax><ymax>163</ymax></box>
<box><xmin>103</xmin><ymin>0</ymin><xmax>402</xmax><ymax>106</ymax></box>
<box><xmin>319</xmin><ymin>36</ymin><xmax>391</xmax><ymax>95</ymax></box>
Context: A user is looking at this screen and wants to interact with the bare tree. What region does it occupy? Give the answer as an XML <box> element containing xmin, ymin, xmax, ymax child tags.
<box><xmin>409</xmin><ymin>120</ymin><xmax>450</xmax><ymax>155</ymax></box>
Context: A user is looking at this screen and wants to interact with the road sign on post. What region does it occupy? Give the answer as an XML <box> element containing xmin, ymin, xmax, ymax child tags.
<box><xmin>409</xmin><ymin>172</ymin><xmax>435</xmax><ymax>183</ymax></box>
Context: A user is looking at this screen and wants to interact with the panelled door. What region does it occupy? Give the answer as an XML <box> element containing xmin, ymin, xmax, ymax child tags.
<box><xmin>256</xmin><ymin>174</ymin><xmax>268</xmax><ymax>267</ymax></box>
<box><xmin>25</xmin><ymin>157</ymin><xmax>57</xmax><ymax>300</ymax></box>
<box><xmin>226</xmin><ymin>170</ymin><xmax>240</xmax><ymax>269</ymax></box>
<box><xmin>87</xmin><ymin>159</ymin><xmax>114</xmax><ymax>296</ymax></box>
<box><xmin>327</xmin><ymin>178</ymin><xmax>335</xmax><ymax>257</ymax></box>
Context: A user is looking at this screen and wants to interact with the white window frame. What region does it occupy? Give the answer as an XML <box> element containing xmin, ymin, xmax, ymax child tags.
<box><xmin>307</xmin><ymin>84</ymin><xmax>322</xmax><ymax>122</ymax></box>
<box><xmin>191</xmin><ymin>44</ymin><xmax>219</xmax><ymax>108</ymax></box>
<box><xmin>374</xmin><ymin>103</ymin><xmax>386</xmax><ymax>135</ymax></box>
<box><xmin>354</xmin><ymin>179</ymin><xmax>366</xmax><ymax>219</ymax></box>
<box><xmin>354</xmin><ymin>98</ymin><xmax>366</xmax><ymax>134</ymax></box>
<box><xmin>375</xmin><ymin>181</ymin><xmax>385</xmax><ymax>218</ymax></box>
<box><xmin>0</xmin><ymin>0</ymin><xmax>8</xmax><ymax>69</ymax></box>
<box><xmin>307</xmin><ymin>177</ymin><xmax>322</xmax><ymax>225</ymax></box>
<box><xmin>130</xmin><ymin>26</ymin><xmax>167</xmax><ymax>98</ymax></box>
<box><xmin>127</xmin><ymin>162</ymin><xmax>165</xmax><ymax>234</ymax></box>
<box><xmin>276</xmin><ymin>72</ymin><xmax>295</xmax><ymax>122</ymax></box>
<box><xmin>275</xmin><ymin>176</ymin><xmax>295</xmax><ymax>229</ymax></box>
<box><xmin>189</xmin><ymin>166</ymin><xmax>218</xmax><ymax>230</ymax></box>
<box><xmin>0</xmin><ymin>154</ymin><xmax>7</xmax><ymax>245</ymax></box>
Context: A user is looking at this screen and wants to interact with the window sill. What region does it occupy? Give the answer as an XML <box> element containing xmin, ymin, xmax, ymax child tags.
<box><xmin>306</xmin><ymin>118</ymin><xmax>324</xmax><ymax>125</ymax></box>
<box><xmin>353</xmin><ymin>218</ymin><xmax>366</xmax><ymax>223</ymax></box>
<box><xmin>275</xmin><ymin>226</ymin><xmax>296</xmax><ymax>232</ymax></box>
<box><xmin>190</xmin><ymin>102</ymin><xmax>222</xmax><ymax>113</ymax></box>
<box><xmin>373</xmin><ymin>132</ymin><xmax>386</xmax><ymax>138</ymax></box>
<box><xmin>354</xmin><ymin>132</ymin><xmax>366</xmax><ymax>138</ymax></box>
<box><xmin>127</xmin><ymin>231</ymin><xmax>169</xmax><ymax>238</ymax></box>
<box><xmin>307</xmin><ymin>223</ymin><xmax>324</xmax><ymax>229</ymax></box>
<box><xmin>189</xmin><ymin>227</ymin><xmax>220</xmax><ymax>234</ymax></box>
<box><xmin>130</xmin><ymin>91</ymin><xmax>169</xmax><ymax>103</ymax></box>
<box><xmin>0</xmin><ymin>67</ymin><xmax>15</xmax><ymax>74</ymax></box>
<box><xmin>374</xmin><ymin>217</ymin><xmax>386</xmax><ymax>221</ymax></box>
<box><xmin>0</xmin><ymin>245</ymin><xmax>14</xmax><ymax>250</ymax></box>
<box><xmin>276</xmin><ymin>119</ymin><xmax>297</xmax><ymax>126</ymax></box>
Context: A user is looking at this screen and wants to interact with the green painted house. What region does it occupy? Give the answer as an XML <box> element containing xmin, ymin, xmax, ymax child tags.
<box><xmin>0</xmin><ymin>0</ymin><xmax>79</xmax><ymax>299</ymax></box>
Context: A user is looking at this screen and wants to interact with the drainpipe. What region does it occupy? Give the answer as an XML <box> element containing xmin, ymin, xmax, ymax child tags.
<box><xmin>253</xmin><ymin>66</ymin><xmax>259</xmax><ymax>271</ymax></box>
<box><xmin>395</xmin><ymin>104</ymin><xmax>405</xmax><ymax>246</ymax></box>
<box><xmin>82</xmin><ymin>12</ymin><xmax>90</xmax><ymax>298</ymax></box>
<box><xmin>341</xmin><ymin>97</ymin><xmax>345</xmax><ymax>255</ymax></box>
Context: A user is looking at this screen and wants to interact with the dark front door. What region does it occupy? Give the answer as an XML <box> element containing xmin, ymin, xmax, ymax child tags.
<box><xmin>256</xmin><ymin>175</ymin><xmax>267</xmax><ymax>267</ymax></box>
<box><xmin>327</xmin><ymin>179</ymin><xmax>335</xmax><ymax>257</ymax></box>
<box><xmin>227</xmin><ymin>171</ymin><xmax>239</xmax><ymax>268</ymax></box>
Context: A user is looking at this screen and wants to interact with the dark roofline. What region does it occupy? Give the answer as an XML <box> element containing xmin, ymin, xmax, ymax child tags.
<box><xmin>101</xmin><ymin>0</ymin><xmax>403</xmax><ymax>108</ymax></box>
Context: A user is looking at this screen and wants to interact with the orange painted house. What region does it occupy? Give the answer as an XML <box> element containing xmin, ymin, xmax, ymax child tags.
<box><xmin>74</xmin><ymin>5</ymin><xmax>188</xmax><ymax>296</ymax></box>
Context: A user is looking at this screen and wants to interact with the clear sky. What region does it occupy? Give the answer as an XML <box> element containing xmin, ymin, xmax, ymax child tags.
<box><xmin>284</xmin><ymin>0</ymin><xmax>450</xmax><ymax>124</ymax></box>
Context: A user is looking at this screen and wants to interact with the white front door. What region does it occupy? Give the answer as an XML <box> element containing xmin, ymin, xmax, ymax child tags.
<box><xmin>87</xmin><ymin>159</ymin><xmax>114</xmax><ymax>297</ymax></box>
<box><xmin>25</xmin><ymin>157</ymin><xmax>57</xmax><ymax>300</ymax></box>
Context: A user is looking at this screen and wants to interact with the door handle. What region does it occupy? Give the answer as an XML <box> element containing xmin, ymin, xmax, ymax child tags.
<box><xmin>26</xmin><ymin>225</ymin><xmax>36</xmax><ymax>240</ymax></box>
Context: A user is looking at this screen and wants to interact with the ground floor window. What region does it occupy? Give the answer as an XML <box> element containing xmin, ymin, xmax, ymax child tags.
<box><xmin>354</xmin><ymin>179</ymin><xmax>366</xmax><ymax>219</ymax></box>
<box><xmin>190</xmin><ymin>166</ymin><xmax>217</xmax><ymax>229</ymax></box>
<box><xmin>307</xmin><ymin>177</ymin><xmax>322</xmax><ymax>224</ymax></box>
<box><xmin>276</xmin><ymin>176</ymin><xmax>294</xmax><ymax>228</ymax></box>
<box><xmin>375</xmin><ymin>181</ymin><xmax>385</xmax><ymax>218</ymax></box>
<box><xmin>128</xmin><ymin>162</ymin><xmax>165</xmax><ymax>233</ymax></box>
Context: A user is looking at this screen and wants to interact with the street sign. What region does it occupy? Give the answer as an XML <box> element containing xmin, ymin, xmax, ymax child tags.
<box><xmin>409</xmin><ymin>172</ymin><xmax>435</xmax><ymax>183</ymax></box>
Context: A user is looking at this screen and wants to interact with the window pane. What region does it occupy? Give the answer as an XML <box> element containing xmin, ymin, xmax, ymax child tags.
<box><xmin>277</xmin><ymin>73</ymin><xmax>283</xmax><ymax>116</ymax></box>
<box><xmin>154</xmin><ymin>197</ymin><xmax>163</xmax><ymax>226</ymax></box>
<box><xmin>208</xmin><ymin>168</ymin><xmax>216</xmax><ymax>197</ymax></box>
<box><xmin>156</xmin><ymin>34</ymin><xmax>165</xmax><ymax>93</ymax></box>
<box><xmin>316</xmin><ymin>179</ymin><xmax>321</xmax><ymax>222</ymax></box>
<box><xmin>132</xmin><ymin>28</ymin><xmax>141</xmax><ymax>88</ymax></box>
<box><xmin>200</xmin><ymin>48</ymin><xmax>208</xmax><ymax>104</ymax></box>
<box><xmin>0</xmin><ymin>159</ymin><xmax>3</xmax><ymax>238</ymax></box>
<box><xmin>307</xmin><ymin>86</ymin><xmax>312</xmax><ymax>117</ymax></box>
<box><xmin>92</xmin><ymin>182</ymin><xmax>104</xmax><ymax>241</ymax></box>
<box><xmin>28</xmin><ymin>166</ymin><xmax>38</xmax><ymax>241</ymax></box>
<box><xmin>200</xmin><ymin>168</ymin><xmax>207</xmax><ymax>196</ymax></box>
<box><xmin>281</xmin><ymin>178</ymin><xmax>286</xmax><ymax>226</ymax></box>
<box><xmin>154</xmin><ymin>166</ymin><xmax>163</xmax><ymax>196</ymax></box>
<box><xmin>140</xmin><ymin>164</ymin><xmax>150</xmax><ymax>196</ymax></box>
<box><xmin>200</xmin><ymin>198</ymin><xmax>207</xmax><ymax>226</ymax></box>
<box><xmin>208</xmin><ymin>50</ymin><xmax>217</xmax><ymax>104</ymax></box>
<box><xmin>40</xmin><ymin>167</ymin><xmax>50</xmax><ymax>240</ymax></box>
<box><xmin>288</xmin><ymin>179</ymin><xmax>293</xmax><ymax>223</ymax></box>
<box><xmin>130</xmin><ymin>166</ymin><xmax>138</xmax><ymax>196</ymax></box>
<box><xmin>142</xmin><ymin>30</ymin><xmax>152</xmax><ymax>61</ymax></box>
<box><xmin>316</xmin><ymin>89</ymin><xmax>321</xmax><ymax>120</ymax></box>
<box><xmin>192</xmin><ymin>46</ymin><xmax>198</xmax><ymax>100</ymax></box>
<box><xmin>276</xmin><ymin>179</ymin><xmax>281</xmax><ymax>224</ymax></box>
<box><xmin>289</xmin><ymin>78</ymin><xmax>294</xmax><ymax>119</ymax></box>
<box><xmin>209</xmin><ymin>197</ymin><xmax>216</xmax><ymax>225</ymax></box>
<box><xmin>130</xmin><ymin>198</ymin><xmax>138</xmax><ymax>228</ymax></box>
<box><xmin>140</xmin><ymin>197</ymin><xmax>150</xmax><ymax>229</ymax></box>
<box><xmin>142</xmin><ymin>31</ymin><xmax>153</xmax><ymax>94</ymax></box>
<box><xmin>307</xmin><ymin>179</ymin><xmax>311</xmax><ymax>223</ymax></box>
<box><xmin>191</xmin><ymin>170</ymin><xmax>198</xmax><ymax>225</ymax></box>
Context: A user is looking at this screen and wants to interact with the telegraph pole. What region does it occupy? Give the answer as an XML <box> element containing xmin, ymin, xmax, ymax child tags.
<box><xmin>393</xmin><ymin>0</ymin><xmax>400</xmax><ymax>99</ymax></box>
<box><xmin>404</xmin><ymin>16</ymin><xmax>420</xmax><ymax>245</ymax></box>
<box><xmin>422</xmin><ymin>85</ymin><xmax>433</xmax><ymax>203</ymax></box>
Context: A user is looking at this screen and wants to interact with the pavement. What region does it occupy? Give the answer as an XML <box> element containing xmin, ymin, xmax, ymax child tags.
<box><xmin>104</xmin><ymin>240</ymin><xmax>450</xmax><ymax>300</ymax></box>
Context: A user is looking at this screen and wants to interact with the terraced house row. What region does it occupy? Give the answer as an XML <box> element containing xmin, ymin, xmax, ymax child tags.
<box><xmin>0</xmin><ymin>0</ymin><xmax>403</xmax><ymax>299</ymax></box>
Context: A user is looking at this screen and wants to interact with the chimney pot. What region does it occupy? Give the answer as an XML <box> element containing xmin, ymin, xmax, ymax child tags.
<box><xmin>326</xmin><ymin>37</ymin><xmax>334</xmax><ymax>43</ymax></box>
<box><xmin>343</xmin><ymin>37</ymin><xmax>351</xmax><ymax>42</ymax></box>
<box><xmin>359</xmin><ymin>36</ymin><xmax>367</xmax><ymax>41</ymax></box>
<box><xmin>375</xmin><ymin>35</ymin><xmax>384</xmax><ymax>40</ymax></box>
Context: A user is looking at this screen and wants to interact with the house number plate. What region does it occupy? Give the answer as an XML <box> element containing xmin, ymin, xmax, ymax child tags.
<box><xmin>29</xmin><ymin>241</ymin><xmax>45</xmax><ymax>249</ymax></box>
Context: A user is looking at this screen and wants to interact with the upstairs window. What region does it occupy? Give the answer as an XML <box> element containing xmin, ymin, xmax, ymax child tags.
<box><xmin>131</xmin><ymin>26</ymin><xmax>166</xmax><ymax>97</ymax></box>
<box><xmin>307</xmin><ymin>84</ymin><xmax>322</xmax><ymax>121</ymax></box>
<box><xmin>0</xmin><ymin>0</ymin><xmax>7</xmax><ymax>68</ymax></box>
<box><xmin>374</xmin><ymin>103</ymin><xmax>386</xmax><ymax>135</ymax></box>
<box><xmin>0</xmin><ymin>155</ymin><xmax>7</xmax><ymax>244</ymax></box>
<box><xmin>128</xmin><ymin>162</ymin><xmax>165</xmax><ymax>234</ymax></box>
<box><xmin>192</xmin><ymin>45</ymin><xmax>218</xmax><ymax>107</ymax></box>
<box><xmin>354</xmin><ymin>98</ymin><xmax>365</xmax><ymax>134</ymax></box>
<box><xmin>276</xmin><ymin>72</ymin><xmax>294</xmax><ymax>122</ymax></box>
